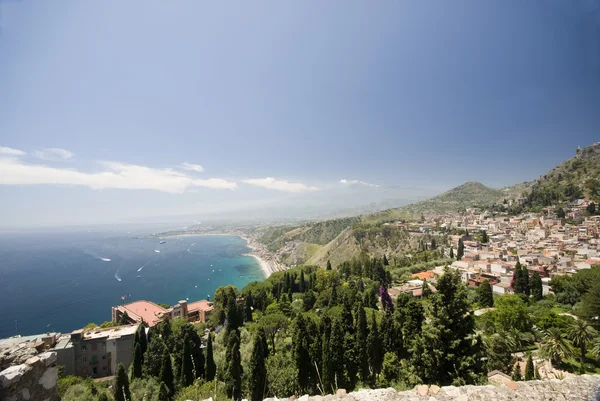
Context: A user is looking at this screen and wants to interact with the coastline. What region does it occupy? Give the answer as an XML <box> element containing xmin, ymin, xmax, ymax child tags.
<box><xmin>162</xmin><ymin>232</ymin><xmax>280</xmax><ymax>278</ymax></box>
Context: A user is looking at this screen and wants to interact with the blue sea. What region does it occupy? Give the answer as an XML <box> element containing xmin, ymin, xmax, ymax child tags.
<box><xmin>0</xmin><ymin>232</ymin><xmax>265</xmax><ymax>337</ymax></box>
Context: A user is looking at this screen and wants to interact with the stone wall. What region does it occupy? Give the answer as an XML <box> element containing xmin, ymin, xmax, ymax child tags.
<box><xmin>0</xmin><ymin>351</ymin><xmax>59</xmax><ymax>401</ymax></box>
<box><xmin>261</xmin><ymin>375</ymin><xmax>600</xmax><ymax>401</ymax></box>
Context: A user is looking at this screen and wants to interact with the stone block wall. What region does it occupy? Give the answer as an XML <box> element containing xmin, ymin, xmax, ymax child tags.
<box><xmin>0</xmin><ymin>351</ymin><xmax>59</xmax><ymax>401</ymax></box>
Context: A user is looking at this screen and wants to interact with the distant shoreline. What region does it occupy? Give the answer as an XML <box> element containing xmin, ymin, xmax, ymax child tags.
<box><xmin>164</xmin><ymin>233</ymin><xmax>278</xmax><ymax>278</ymax></box>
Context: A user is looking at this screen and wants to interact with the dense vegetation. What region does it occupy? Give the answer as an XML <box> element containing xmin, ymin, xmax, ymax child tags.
<box><xmin>59</xmin><ymin>254</ymin><xmax>600</xmax><ymax>401</ymax></box>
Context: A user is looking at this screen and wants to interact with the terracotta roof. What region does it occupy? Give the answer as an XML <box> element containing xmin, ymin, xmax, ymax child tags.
<box><xmin>118</xmin><ymin>300</ymin><xmax>166</xmax><ymax>326</ymax></box>
<box><xmin>187</xmin><ymin>300</ymin><xmax>214</xmax><ymax>312</ymax></box>
<box><xmin>411</xmin><ymin>271</ymin><xmax>436</xmax><ymax>280</ymax></box>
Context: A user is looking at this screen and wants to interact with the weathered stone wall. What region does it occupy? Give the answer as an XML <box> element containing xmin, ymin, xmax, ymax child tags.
<box><xmin>0</xmin><ymin>351</ymin><xmax>59</xmax><ymax>401</ymax></box>
<box><xmin>261</xmin><ymin>375</ymin><xmax>600</xmax><ymax>401</ymax></box>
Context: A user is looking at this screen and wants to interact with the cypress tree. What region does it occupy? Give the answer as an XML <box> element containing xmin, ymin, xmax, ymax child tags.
<box><xmin>326</xmin><ymin>260</ymin><xmax>332</xmax><ymax>270</ymax></box>
<box><xmin>159</xmin><ymin>349</ymin><xmax>174</xmax><ymax>396</ymax></box>
<box><xmin>478</xmin><ymin>280</ymin><xmax>494</xmax><ymax>308</ymax></box>
<box><xmin>383</xmin><ymin>254</ymin><xmax>389</xmax><ymax>266</ymax></box>
<box><xmin>225</xmin><ymin>329</ymin><xmax>243</xmax><ymax>401</ymax></box>
<box><xmin>205</xmin><ymin>333</ymin><xmax>216</xmax><ymax>381</ymax></box>
<box><xmin>132</xmin><ymin>343</ymin><xmax>143</xmax><ymax>379</ymax></box>
<box><xmin>521</xmin><ymin>268</ymin><xmax>530</xmax><ymax>297</ymax></box>
<box><xmin>113</xmin><ymin>363</ymin><xmax>132</xmax><ymax>401</ymax></box>
<box><xmin>512</xmin><ymin>363</ymin><xmax>522</xmax><ymax>381</ymax></box>
<box><xmin>299</xmin><ymin>270</ymin><xmax>306</xmax><ymax>293</ymax></box>
<box><xmin>525</xmin><ymin>354</ymin><xmax>534</xmax><ymax>381</ymax></box>
<box><xmin>292</xmin><ymin>314</ymin><xmax>312</xmax><ymax>393</ymax></box>
<box><xmin>355</xmin><ymin>302</ymin><xmax>369</xmax><ymax>383</ymax></box>
<box><xmin>530</xmin><ymin>271</ymin><xmax>543</xmax><ymax>301</ymax></box>
<box><xmin>226</xmin><ymin>294</ymin><xmax>241</xmax><ymax>332</ymax></box>
<box><xmin>512</xmin><ymin>262</ymin><xmax>523</xmax><ymax>294</ymax></box>
<box><xmin>321</xmin><ymin>316</ymin><xmax>334</xmax><ymax>393</ymax></box>
<box><xmin>367</xmin><ymin>310</ymin><xmax>382</xmax><ymax>383</ymax></box>
<box><xmin>457</xmin><ymin>239</ymin><xmax>464</xmax><ymax>260</ymax></box>
<box><xmin>244</xmin><ymin>292</ymin><xmax>254</xmax><ymax>322</ymax></box>
<box><xmin>158</xmin><ymin>382</ymin><xmax>169</xmax><ymax>401</ymax></box>
<box><xmin>329</xmin><ymin>281</ymin><xmax>338</xmax><ymax>306</ymax></box>
<box><xmin>180</xmin><ymin>334</ymin><xmax>194</xmax><ymax>387</ymax></box>
<box><xmin>138</xmin><ymin>325</ymin><xmax>148</xmax><ymax>357</ymax></box>
<box><xmin>431</xmin><ymin>238</ymin><xmax>437</xmax><ymax>249</ymax></box>
<box><xmin>481</xmin><ymin>230</ymin><xmax>489</xmax><ymax>243</ymax></box>
<box><xmin>329</xmin><ymin>316</ymin><xmax>347</xmax><ymax>390</ymax></box>
<box><xmin>249</xmin><ymin>330</ymin><xmax>267</xmax><ymax>401</ymax></box>
<box><xmin>449</xmin><ymin>247</ymin><xmax>454</xmax><ymax>259</ymax></box>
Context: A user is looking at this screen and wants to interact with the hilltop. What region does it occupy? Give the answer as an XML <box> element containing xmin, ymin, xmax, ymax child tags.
<box><xmin>259</xmin><ymin>142</ymin><xmax>600</xmax><ymax>267</ymax></box>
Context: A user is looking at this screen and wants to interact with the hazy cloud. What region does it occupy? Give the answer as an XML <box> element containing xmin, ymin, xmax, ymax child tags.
<box><xmin>33</xmin><ymin>147</ymin><xmax>74</xmax><ymax>161</ymax></box>
<box><xmin>0</xmin><ymin>146</ymin><xmax>26</xmax><ymax>156</ymax></box>
<box><xmin>243</xmin><ymin>177</ymin><xmax>319</xmax><ymax>192</ymax></box>
<box><xmin>340</xmin><ymin>179</ymin><xmax>380</xmax><ymax>188</ymax></box>
<box><xmin>180</xmin><ymin>162</ymin><xmax>205</xmax><ymax>173</ymax></box>
<box><xmin>0</xmin><ymin>157</ymin><xmax>237</xmax><ymax>193</ymax></box>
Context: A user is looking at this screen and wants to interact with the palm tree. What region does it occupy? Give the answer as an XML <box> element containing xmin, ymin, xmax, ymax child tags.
<box><xmin>539</xmin><ymin>327</ymin><xmax>574</xmax><ymax>369</ymax></box>
<box><xmin>568</xmin><ymin>320</ymin><xmax>598</xmax><ymax>373</ymax></box>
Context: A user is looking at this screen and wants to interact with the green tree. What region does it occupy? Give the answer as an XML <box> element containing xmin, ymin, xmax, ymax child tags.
<box><xmin>483</xmin><ymin>333</ymin><xmax>515</xmax><ymax>374</ymax></box>
<box><xmin>355</xmin><ymin>302</ymin><xmax>369</xmax><ymax>383</ymax></box>
<box><xmin>457</xmin><ymin>239</ymin><xmax>464</xmax><ymax>260</ymax></box>
<box><xmin>180</xmin><ymin>334</ymin><xmax>194</xmax><ymax>387</ymax></box>
<box><xmin>113</xmin><ymin>363</ymin><xmax>131</xmax><ymax>401</ymax></box>
<box><xmin>244</xmin><ymin>292</ymin><xmax>254</xmax><ymax>322</ymax></box>
<box><xmin>381</xmin><ymin>352</ymin><xmax>399</xmax><ymax>385</ymax></box>
<box><xmin>481</xmin><ymin>230</ymin><xmax>488</xmax><ymax>244</ymax></box>
<box><xmin>568</xmin><ymin>319</ymin><xmax>598</xmax><ymax>373</ymax></box>
<box><xmin>299</xmin><ymin>270</ymin><xmax>306</xmax><ymax>293</ymax></box>
<box><xmin>132</xmin><ymin>343</ymin><xmax>143</xmax><ymax>379</ymax></box>
<box><xmin>511</xmin><ymin>363</ymin><xmax>522</xmax><ymax>381</ymax></box>
<box><xmin>539</xmin><ymin>327</ymin><xmax>573</xmax><ymax>368</ymax></box>
<box><xmin>478</xmin><ymin>280</ymin><xmax>494</xmax><ymax>308</ymax></box>
<box><xmin>492</xmin><ymin>294</ymin><xmax>530</xmax><ymax>334</ymax></box>
<box><xmin>449</xmin><ymin>247</ymin><xmax>454</xmax><ymax>259</ymax></box>
<box><xmin>159</xmin><ymin>349</ymin><xmax>174</xmax><ymax>397</ymax></box>
<box><xmin>525</xmin><ymin>354</ymin><xmax>534</xmax><ymax>381</ymax></box>
<box><xmin>205</xmin><ymin>333</ymin><xmax>216</xmax><ymax>381</ymax></box>
<box><xmin>326</xmin><ymin>260</ymin><xmax>332</xmax><ymax>270</ymax></box>
<box><xmin>158</xmin><ymin>382</ymin><xmax>169</xmax><ymax>401</ymax></box>
<box><xmin>557</xmin><ymin>207</ymin><xmax>566</xmax><ymax>219</ymax></box>
<box><xmin>367</xmin><ymin>310</ymin><xmax>382</xmax><ymax>383</ymax></box>
<box><xmin>530</xmin><ymin>271</ymin><xmax>543</xmax><ymax>301</ymax></box>
<box><xmin>410</xmin><ymin>268</ymin><xmax>484</xmax><ymax>385</ymax></box>
<box><xmin>225</xmin><ymin>329</ymin><xmax>243</xmax><ymax>401</ymax></box>
<box><xmin>383</xmin><ymin>254</ymin><xmax>389</xmax><ymax>266</ymax></box>
<box><xmin>248</xmin><ymin>330</ymin><xmax>267</xmax><ymax>401</ymax></box>
<box><xmin>143</xmin><ymin>336</ymin><xmax>166</xmax><ymax>378</ymax></box>
<box><xmin>137</xmin><ymin>324</ymin><xmax>148</xmax><ymax>356</ymax></box>
<box><xmin>587</xmin><ymin>202</ymin><xmax>596</xmax><ymax>215</ymax></box>
<box><xmin>580</xmin><ymin>281</ymin><xmax>600</xmax><ymax>329</ymax></box>
<box><xmin>292</xmin><ymin>314</ymin><xmax>312</xmax><ymax>393</ymax></box>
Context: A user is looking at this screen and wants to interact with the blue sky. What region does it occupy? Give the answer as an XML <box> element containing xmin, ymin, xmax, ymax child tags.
<box><xmin>1</xmin><ymin>1</ymin><xmax>599</xmax><ymax>227</ymax></box>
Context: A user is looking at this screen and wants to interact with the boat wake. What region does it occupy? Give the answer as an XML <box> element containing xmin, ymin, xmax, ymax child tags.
<box><xmin>99</xmin><ymin>257</ymin><xmax>112</xmax><ymax>262</ymax></box>
<box><xmin>114</xmin><ymin>272</ymin><xmax>122</xmax><ymax>282</ymax></box>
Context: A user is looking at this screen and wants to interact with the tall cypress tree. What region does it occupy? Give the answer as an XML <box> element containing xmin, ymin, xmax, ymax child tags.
<box><xmin>205</xmin><ymin>333</ymin><xmax>216</xmax><ymax>381</ymax></box>
<box><xmin>355</xmin><ymin>302</ymin><xmax>369</xmax><ymax>383</ymax></box>
<box><xmin>226</xmin><ymin>294</ymin><xmax>241</xmax><ymax>331</ymax></box>
<box><xmin>512</xmin><ymin>363</ymin><xmax>522</xmax><ymax>381</ymax></box>
<box><xmin>478</xmin><ymin>280</ymin><xmax>494</xmax><ymax>308</ymax></box>
<box><xmin>113</xmin><ymin>363</ymin><xmax>132</xmax><ymax>401</ymax></box>
<box><xmin>449</xmin><ymin>247</ymin><xmax>454</xmax><ymax>259</ymax></box>
<box><xmin>326</xmin><ymin>260</ymin><xmax>332</xmax><ymax>270</ymax></box>
<box><xmin>457</xmin><ymin>239</ymin><xmax>465</xmax><ymax>260</ymax></box>
<box><xmin>530</xmin><ymin>271</ymin><xmax>543</xmax><ymax>301</ymax></box>
<box><xmin>249</xmin><ymin>330</ymin><xmax>267</xmax><ymax>401</ymax></box>
<box><xmin>299</xmin><ymin>270</ymin><xmax>306</xmax><ymax>293</ymax></box>
<box><xmin>329</xmin><ymin>316</ymin><xmax>347</xmax><ymax>390</ymax></box>
<box><xmin>132</xmin><ymin>343</ymin><xmax>143</xmax><ymax>379</ymax></box>
<box><xmin>158</xmin><ymin>382</ymin><xmax>169</xmax><ymax>401</ymax></box>
<box><xmin>481</xmin><ymin>230</ymin><xmax>489</xmax><ymax>243</ymax></box>
<box><xmin>525</xmin><ymin>354</ymin><xmax>534</xmax><ymax>381</ymax></box>
<box><xmin>159</xmin><ymin>349</ymin><xmax>174</xmax><ymax>397</ymax></box>
<box><xmin>367</xmin><ymin>310</ymin><xmax>382</xmax><ymax>383</ymax></box>
<box><xmin>244</xmin><ymin>292</ymin><xmax>254</xmax><ymax>322</ymax></box>
<box><xmin>383</xmin><ymin>254</ymin><xmax>389</xmax><ymax>266</ymax></box>
<box><xmin>292</xmin><ymin>314</ymin><xmax>312</xmax><ymax>393</ymax></box>
<box><xmin>180</xmin><ymin>334</ymin><xmax>194</xmax><ymax>387</ymax></box>
<box><xmin>321</xmin><ymin>316</ymin><xmax>334</xmax><ymax>393</ymax></box>
<box><xmin>225</xmin><ymin>329</ymin><xmax>243</xmax><ymax>401</ymax></box>
<box><xmin>138</xmin><ymin>325</ymin><xmax>148</xmax><ymax>357</ymax></box>
<box><xmin>521</xmin><ymin>268</ymin><xmax>530</xmax><ymax>297</ymax></box>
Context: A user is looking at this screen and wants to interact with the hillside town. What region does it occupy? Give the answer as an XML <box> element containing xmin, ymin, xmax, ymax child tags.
<box><xmin>389</xmin><ymin>200</ymin><xmax>600</xmax><ymax>300</ymax></box>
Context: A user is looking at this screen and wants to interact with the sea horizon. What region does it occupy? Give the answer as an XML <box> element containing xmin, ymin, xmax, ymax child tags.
<box><xmin>0</xmin><ymin>231</ymin><xmax>266</xmax><ymax>337</ymax></box>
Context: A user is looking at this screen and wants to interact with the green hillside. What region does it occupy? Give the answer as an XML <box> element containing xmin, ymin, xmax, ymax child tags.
<box><xmin>518</xmin><ymin>142</ymin><xmax>600</xmax><ymax>211</ymax></box>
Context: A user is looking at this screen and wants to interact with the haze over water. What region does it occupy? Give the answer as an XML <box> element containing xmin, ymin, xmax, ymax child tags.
<box><xmin>0</xmin><ymin>232</ymin><xmax>265</xmax><ymax>337</ymax></box>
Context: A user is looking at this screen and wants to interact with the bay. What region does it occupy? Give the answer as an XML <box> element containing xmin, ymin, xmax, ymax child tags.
<box><xmin>0</xmin><ymin>232</ymin><xmax>265</xmax><ymax>337</ymax></box>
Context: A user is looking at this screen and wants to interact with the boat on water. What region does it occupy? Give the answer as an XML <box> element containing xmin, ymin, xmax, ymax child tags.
<box><xmin>154</xmin><ymin>249</ymin><xmax>160</xmax><ymax>253</ymax></box>
<box><xmin>160</xmin><ymin>240</ymin><xmax>166</xmax><ymax>244</ymax></box>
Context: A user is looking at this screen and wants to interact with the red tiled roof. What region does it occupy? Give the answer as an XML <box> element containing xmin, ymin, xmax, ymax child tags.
<box><xmin>187</xmin><ymin>300</ymin><xmax>214</xmax><ymax>313</ymax></box>
<box><xmin>411</xmin><ymin>271</ymin><xmax>436</xmax><ymax>280</ymax></box>
<box><xmin>118</xmin><ymin>300</ymin><xmax>165</xmax><ymax>327</ymax></box>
